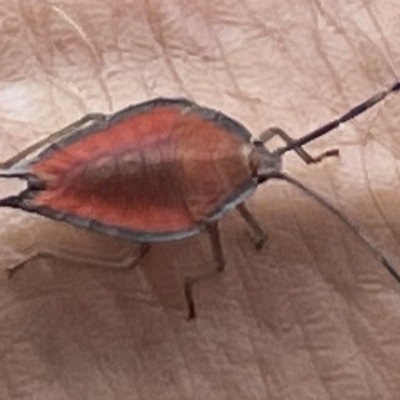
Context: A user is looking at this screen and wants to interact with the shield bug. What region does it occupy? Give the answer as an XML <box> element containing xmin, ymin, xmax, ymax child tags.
<box><xmin>1</xmin><ymin>81</ymin><xmax>400</xmax><ymax>319</ymax></box>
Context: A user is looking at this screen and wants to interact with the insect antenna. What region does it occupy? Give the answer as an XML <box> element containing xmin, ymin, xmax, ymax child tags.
<box><xmin>275</xmin><ymin>80</ymin><xmax>400</xmax><ymax>157</ymax></box>
<box><xmin>265</xmin><ymin>171</ymin><xmax>400</xmax><ymax>285</ymax></box>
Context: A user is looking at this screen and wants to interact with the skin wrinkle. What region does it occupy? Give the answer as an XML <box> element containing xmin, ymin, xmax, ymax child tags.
<box><xmin>285</xmin><ymin>286</ymin><xmax>335</xmax><ymax>400</ymax></box>
<box><xmin>294</xmin><ymin>291</ymin><xmax>381</xmax><ymax>399</ymax></box>
<box><xmin>211</xmin><ymin>256</ymin><xmax>271</xmax><ymax>399</ymax></box>
<box><xmin>76</xmin><ymin>337</ymin><xmax>117</xmax><ymax>399</ymax></box>
<box><xmin>230</xmin><ymin>237</ymin><xmax>268</xmax><ymax>328</ymax></box>
<box><xmin>144</xmin><ymin>0</ymin><xmax>192</xmax><ymax>98</ymax></box>
<box><xmin>168</xmin><ymin>329</ymin><xmax>210</xmax><ymax>399</ymax></box>
<box><xmin>344</xmin><ymin>315</ymin><xmax>394</xmax><ymax>398</ymax></box>
<box><xmin>357</xmin><ymin>106</ymin><xmax>385</xmax><ymax>148</ymax></box>
<box><xmin>16</xmin><ymin>0</ymin><xmax>51</xmax><ymax>69</ymax></box>
<box><xmin>241</xmin><ymin>272</ymin><xmax>297</xmax><ymax>399</ymax></box>
<box><xmin>376</xmin><ymin>104</ymin><xmax>400</xmax><ymax>159</ymax></box>
<box><xmin>285</xmin><ymin>195</ymin><xmax>322</xmax><ymax>269</ymax></box>
<box><xmin>240</xmin><ymin>2</ymin><xmax>275</xmax><ymax>37</ymax></box>
<box><xmin>7</xmin><ymin>299</ymin><xmax>56</xmax><ymax>398</ymax></box>
<box><xmin>43</xmin><ymin>74</ymin><xmax>92</xmax><ymax>116</ymax></box>
<box><xmin>159</xmin><ymin>329</ymin><xmax>198</xmax><ymax>400</ymax></box>
<box><xmin>24</xmin><ymin>2</ymin><xmax>111</xmax><ymax>113</ymax></box>
<box><xmin>363</xmin><ymin>5</ymin><xmax>398</xmax><ymax>75</ymax></box>
<box><xmin>310</xmin><ymin>1</ymin><xmax>371</xmax><ymax>78</ymax></box>
<box><xmin>268</xmin><ymin>21</ymin><xmax>344</xmax><ymax>138</ymax></box>
<box><xmin>350</xmin><ymin>22</ymin><xmax>396</xmax><ymax>83</ymax></box>
<box><xmin>307</xmin><ymin>163</ymin><xmax>400</xmax><ymax>391</ymax></box>
<box><xmin>226</xmin><ymin>217</ymin><xmax>293</xmax><ymax>395</ymax></box>
<box><xmin>16</xmin><ymin>0</ymin><xmax>53</xmax><ymax>75</ymax></box>
<box><xmin>348</xmin><ymin>109</ymin><xmax>400</xmax><ymax>194</ymax></box>
<box><xmin>287</xmin><ymin>192</ymin><xmax>361</xmax><ymax>328</ymax></box>
<box><xmin>374</xmin><ymin>110</ymin><xmax>400</xmax><ymax>150</ymax></box>
<box><xmin>264</xmin><ymin>4</ymin><xmax>344</xmax><ymax>119</ymax></box>
<box><xmin>192</xmin><ymin>1</ymin><xmax>254</xmax><ymax>106</ymax></box>
<box><xmin>309</xmin><ymin>7</ymin><xmax>346</xmax><ymax>97</ymax></box>
<box><xmin>343</xmin><ymin>309</ymin><xmax>394</xmax><ymax>399</ymax></box>
<box><xmin>12</xmin><ymin>4</ymin><xmax>92</xmax><ymax>116</ymax></box>
<box><xmin>389</xmin><ymin>151</ymin><xmax>400</xmax><ymax>202</ymax></box>
<box><xmin>288</xmin><ymin>166</ymin><xmax>372</xmax><ymax>310</ymax></box>
<box><xmin>216</xmin><ymin>231</ymin><xmax>278</xmax><ymax>392</ymax></box>
<box><xmin>51</xmin><ymin>5</ymin><xmax>99</xmax><ymax>63</ymax></box>
<box><xmin>360</xmin><ymin>147</ymin><xmax>400</xmax><ymax>244</ymax></box>
<box><xmin>112</xmin><ymin>301</ymin><xmax>149</xmax><ymax>400</ymax></box>
<box><xmin>314</xmin><ymin>170</ymin><xmax>366</xmax><ymax>295</ymax></box>
<box><xmin>241</xmin><ymin>331</ymin><xmax>271</xmax><ymax>399</ymax></box>
<box><xmin>50</xmin><ymin>5</ymin><xmax>114</xmax><ymax>111</ymax></box>
<box><xmin>175</xmin><ymin>320</ymin><xmax>215</xmax><ymax>398</ymax></box>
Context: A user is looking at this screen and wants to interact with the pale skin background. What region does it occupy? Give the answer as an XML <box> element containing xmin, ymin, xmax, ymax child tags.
<box><xmin>0</xmin><ymin>1</ymin><xmax>400</xmax><ymax>399</ymax></box>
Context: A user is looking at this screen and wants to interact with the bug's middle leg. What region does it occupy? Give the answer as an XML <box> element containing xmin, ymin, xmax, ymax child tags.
<box><xmin>259</xmin><ymin>127</ymin><xmax>339</xmax><ymax>164</ymax></box>
<box><xmin>184</xmin><ymin>223</ymin><xmax>225</xmax><ymax>320</ymax></box>
<box><xmin>236</xmin><ymin>203</ymin><xmax>267</xmax><ymax>250</ymax></box>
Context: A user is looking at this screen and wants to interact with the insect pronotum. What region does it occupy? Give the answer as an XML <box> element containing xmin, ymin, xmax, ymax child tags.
<box><xmin>1</xmin><ymin>81</ymin><xmax>400</xmax><ymax>319</ymax></box>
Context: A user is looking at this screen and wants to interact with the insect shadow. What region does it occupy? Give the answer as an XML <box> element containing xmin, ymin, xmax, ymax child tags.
<box><xmin>1</xmin><ymin>81</ymin><xmax>400</xmax><ymax>319</ymax></box>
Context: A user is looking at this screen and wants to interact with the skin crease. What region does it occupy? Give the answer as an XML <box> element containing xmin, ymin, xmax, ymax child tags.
<box><xmin>0</xmin><ymin>1</ymin><xmax>400</xmax><ymax>399</ymax></box>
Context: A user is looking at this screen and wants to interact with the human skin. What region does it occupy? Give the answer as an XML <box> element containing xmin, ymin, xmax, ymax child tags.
<box><xmin>0</xmin><ymin>1</ymin><xmax>400</xmax><ymax>400</ymax></box>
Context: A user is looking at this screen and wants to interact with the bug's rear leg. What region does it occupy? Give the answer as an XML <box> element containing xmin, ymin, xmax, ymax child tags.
<box><xmin>184</xmin><ymin>223</ymin><xmax>225</xmax><ymax>320</ymax></box>
<box><xmin>259</xmin><ymin>127</ymin><xmax>339</xmax><ymax>164</ymax></box>
<box><xmin>6</xmin><ymin>243</ymin><xmax>151</xmax><ymax>279</ymax></box>
<box><xmin>236</xmin><ymin>203</ymin><xmax>267</xmax><ymax>250</ymax></box>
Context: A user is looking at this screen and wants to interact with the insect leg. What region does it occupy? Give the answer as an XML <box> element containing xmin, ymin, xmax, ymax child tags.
<box><xmin>267</xmin><ymin>172</ymin><xmax>400</xmax><ymax>285</ymax></box>
<box><xmin>184</xmin><ymin>223</ymin><xmax>225</xmax><ymax>319</ymax></box>
<box><xmin>236</xmin><ymin>203</ymin><xmax>268</xmax><ymax>249</ymax></box>
<box><xmin>0</xmin><ymin>113</ymin><xmax>106</xmax><ymax>170</ymax></box>
<box><xmin>259</xmin><ymin>127</ymin><xmax>339</xmax><ymax>164</ymax></box>
<box><xmin>6</xmin><ymin>243</ymin><xmax>151</xmax><ymax>279</ymax></box>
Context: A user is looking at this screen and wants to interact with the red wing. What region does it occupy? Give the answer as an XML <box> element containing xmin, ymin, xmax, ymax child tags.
<box><xmin>19</xmin><ymin>101</ymin><xmax>254</xmax><ymax>239</ymax></box>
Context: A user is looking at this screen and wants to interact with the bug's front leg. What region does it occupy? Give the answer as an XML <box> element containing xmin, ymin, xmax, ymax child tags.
<box><xmin>259</xmin><ymin>127</ymin><xmax>339</xmax><ymax>164</ymax></box>
<box><xmin>184</xmin><ymin>223</ymin><xmax>225</xmax><ymax>320</ymax></box>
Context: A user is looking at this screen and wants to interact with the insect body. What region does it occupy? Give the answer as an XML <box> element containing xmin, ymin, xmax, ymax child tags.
<box><xmin>1</xmin><ymin>82</ymin><xmax>400</xmax><ymax>319</ymax></box>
